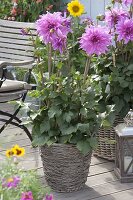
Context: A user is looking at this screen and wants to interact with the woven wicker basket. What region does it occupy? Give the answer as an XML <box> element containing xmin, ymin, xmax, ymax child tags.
<box><xmin>94</xmin><ymin>117</ymin><xmax>124</xmax><ymax>161</ymax></box>
<box><xmin>40</xmin><ymin>144</ymin><xmax>92</xmax><ymax>192</ymax></box>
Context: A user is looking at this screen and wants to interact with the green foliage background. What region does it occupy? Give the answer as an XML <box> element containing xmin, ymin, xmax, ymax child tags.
<box><xmin>0</xmin><ymin>0</ymin><xmax>67</xmax><ymax>22</ymax></box>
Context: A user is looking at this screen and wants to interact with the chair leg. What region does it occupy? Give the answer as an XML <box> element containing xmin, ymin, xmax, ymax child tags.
<box><xmin>0</xmin><ymin>108</ymin><xmax>33</xmax><ymax>141</ymax></box>
<box><xmin>0</xmin><ymin>69</ymin><xmax>35</xmax><ymax>141</ymax></box>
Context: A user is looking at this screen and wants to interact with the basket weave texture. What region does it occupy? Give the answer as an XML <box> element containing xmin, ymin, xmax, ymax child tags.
<box><xmin>94</xmin><ymin>117</ymin><xmax>124</xmax><ymax>161</ymax></box>
<box><xmin>40</xmin><ymin>143</ymin><xmax>92</xmax><ymax>192</ymax></box>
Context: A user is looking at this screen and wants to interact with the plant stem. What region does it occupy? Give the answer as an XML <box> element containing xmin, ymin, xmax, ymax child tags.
<box><xmin>130</xmin><ymin>3</ymin><xmax>133</xmax><ymax>18</ymax></box>
<box><xmin>83</xmin><ymin>56</ymin><xmax>91</xmax><ymax>81</ymax></box>
<box><xmin>120</xmin><ymin>40</ymin><xmax>125</xmax><ymax>63</ymax></box>
<box><xmin>67</xmin><ymin>48</ymin><xmax>71</xmax><ymax>74</ymax></box>
<box><xmin>30</xmin><ymin>31</ymin><xmax>45</xmax><ymax>86</ymax></box>
<box><xmin>127</xmin><ymin>49</ymin><xmax>131</xmax><ymax>65</ymax></box>
<box><xmin>112</xmin><ymin>52</ymin><xmax>116</xmax><ymax>67</ymax></box>
<box><xmin>48</xmin><ymin>43</ymin><xmax>52</xmax><ymax>76</ymax></box>
<box><xmin>52</xmin><ymin>51</ymin><xmax>57</xmax><ymax>74</ymax></box>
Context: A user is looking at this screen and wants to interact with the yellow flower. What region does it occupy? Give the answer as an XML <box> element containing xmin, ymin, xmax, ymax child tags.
<box><xmin>7</xmin><ymin>178</ymin><xmax>14</xmax><ymax>183</ymax></box>
<box><xmin>6</xmin><ymin>148</ymin><xmax>16</xmax><ymax>158</ymax></box>
<box><xmin>13</xmin><ymin>145</ymin><xmax>25</xmax><ymax>157</ymax></box>
<box><xmin>67</xmin><ymin>0</ymin><xmax>84</xmax><ymax>17</ymax></box>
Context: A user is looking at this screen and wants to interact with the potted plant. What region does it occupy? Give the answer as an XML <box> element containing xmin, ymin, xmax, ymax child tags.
<box><xmin>21</xmin><ymin>0</ymin><xmax>113</xmax><ymax>192</ymax></box>
<box><xmin>91</xmin><ymin>0</ymin><xmax>133</xmax><ymax>160</ymax></box>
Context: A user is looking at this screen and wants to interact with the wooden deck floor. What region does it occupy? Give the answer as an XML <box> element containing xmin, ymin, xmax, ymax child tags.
<box><xmin>0</xmin><ymin>104</ymin><xmax>133</xmax><ymax>200</ymax></box>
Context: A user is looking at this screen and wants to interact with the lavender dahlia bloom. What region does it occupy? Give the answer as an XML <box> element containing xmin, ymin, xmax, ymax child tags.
<box><xmin>105</xmin><ymin>7</ymin><xmax>129</xmax><ymax>28</ymax></box>
<box><xmin>123</xmin><ymin>0</ymin><xmax>133</xmax><ymax>6</ymax></box>
<box><xmin>62</xmin><ymin>17</ymin><xmax>71</xmax><ymax>33</ymax></box>
<box><xmin>52</xmin><ymin>35</ymin><xmax>67</xmax><ymax>54</ymax></box>
<box><xmin>36</xmin><ymin>12</ymin><xmax>63</xmax><ymax>44</ymax></box>
<box><xmin>79</xmin><ymin>26</ymin><xmax>111</xmax><ymax>56</ymax></box>
<box><xmin>36</xmin><ymin>12</ymin><xmax>71</xmax><ymax>44</ymax></box>
<box><xmin>116</xmin><ymin>19</ymin><xmax>133</xmax><ymax>43</ymax></box>
<box><xmin>44</xmin><ymin>194</ymin><xmax>53</xmax><ymax>200</ymax></box>
<box><xmin>36</xmin><ymin>12</ymin><xmax>71</xmax><ymax>54</ymax></box>
<box><xmin>2</xmin><ymin>176</ymin><xmax>20</xmax><ymax>188</ymax></box>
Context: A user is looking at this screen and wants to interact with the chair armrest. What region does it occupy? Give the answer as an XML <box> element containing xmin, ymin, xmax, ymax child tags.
<box><xmin>0</xmin><ymin>61</ymin><xmax>8</xmax><ymax>68</ymax></box>
<box><xmin>0</xmin><ymin>60</ymin><xmax>35</xmax><ymax>69</ymax></box>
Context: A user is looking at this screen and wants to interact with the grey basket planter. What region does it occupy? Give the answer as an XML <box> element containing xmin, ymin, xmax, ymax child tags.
<box><xmin>94</xmin><ymin>117</ymin><xmax>124</xmax><ymax>161</ymax></box>
<box><xmin>40</xmin><ymin>143</ymin><xmax>92</xmax><ymax>192</ymax></box>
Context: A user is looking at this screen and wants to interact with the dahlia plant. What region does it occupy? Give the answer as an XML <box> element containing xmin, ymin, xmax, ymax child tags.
<box><xmin>90</xmin><ymin>0</ymin><xmax>133</xmax><ymax>124</ymax></box>
<box><xmin>20</xmin><ymin>0</ymin><xmax>105</xmax><ymax>154</ymax></box>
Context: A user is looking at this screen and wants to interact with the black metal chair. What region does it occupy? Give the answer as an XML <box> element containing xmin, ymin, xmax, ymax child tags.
<box><xmin>0</xmin><ymin>19</ymin><xmax>36</xmax><ymax>141</ymax></box>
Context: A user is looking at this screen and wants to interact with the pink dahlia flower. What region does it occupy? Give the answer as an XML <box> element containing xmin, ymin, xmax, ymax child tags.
<box><xmin>116</xmin><ymin>19</ymin><xmax>133</xmax><ymax>43</ymax></box>
<box><xmin>20</xmin><ymin>191</ymin><xmax>34</xmax><ymax>200</ymax></box>
<box><xmin>44</xmin><ymin>194</ymin><xmax>53</xmax><ymax>200</ymax></box>
<box><xmin>105</xmin><ymin>7</ymin><xmax>129</xmax><ymax>28</ymax></box>
<box><xmin>36</xmin><ymin>12</ymin><xmax>71</xmax><ymax>45</ymax></box>
<box><xmin>79</xmin><ymin>26</ymin><xmax>111</xmax><ymax>56</ymax></box>
<box><xmin>62</xmin><ymin>17</ymin><xmax>71</xmax><ymax>33</ymax></box>
<box><xmin>2</xmin><ymin>176</ymin><xmax>20</xmax><ymax>189</ymax></box>
<box><xmin>52</xmin><ymin>35</ymin><xmax>67</xmax><ymax>54</ymax></box>
<box><xmin>123</xmin><ymin>0</ymin><xmax>133</xmax><ymax>5</ymax></box>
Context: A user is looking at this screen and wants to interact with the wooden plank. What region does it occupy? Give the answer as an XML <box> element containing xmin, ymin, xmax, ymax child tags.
<box><xmin>86</xmin><ymin>171</ymin><xmax>118</xmax><ymax>187</ymax></box>
<box><xmin>1</xmin><ymin>144</ymin><xmax>39</xmax><ymax>156</ymax></box>
<box><xmin>0</xmin><ymin>37</ymin><xmax>33</xmax><ymax>46</ymax></box>
<box><xmin>0</xmin><ymin>52</ymin><xmax>33</xmax><ymax>61</ymax></box>
<box><xmin>0</xmin><ymin>123</ymin><xmax>27</xmax><ymax>133</ymax></box>
<box><xmin>0</xmin><ymin>42</ymin><xmax>34</xmax><ymax>51</ymax></box>
<box><xmin>0</xmin><ymin>27</ymin><xmax>36</xmax><ymax>35</ymax></box>
<box><xmin>0</xmin><ymin>59</ymin><xmax>34</xmax><ymax>68</ymax></box>
<box><xmin>91</xmin><ymin>156</ymin><xmax>108</xmax><ymax>166</ymax></box>
<box><xmin>0</xmin><ymin>132</ymin><xmax>28</xmax><ymax>144</ymax></box>
<box><xmin>0</xmin><ymin>47</ymin><xmax>33</xmax><ymax>57</ymax></box>
<box><xmin>0</xmin><ymin>150</ymin><xmax>40</xmax><ymax>160</ymax></box>
<box><xmin>0</xmin><ymin>144</ymin><xmax>33</xmax><ymax>155</ymax></box>
<box><xmin>0</xmin><ymin>20</ymin><xmax>35</xmax><ymax>73</ymax></box>
<box><xmin>89</xmin><ymin>162</ymin><xmax>114</xmax><ymax>176</ymax></box>
<box><xmin>52</xmin><ymin>181</ymin><xmax>133</xmax><ymax>200</ymax></box>
<box><xmin>86</xmin><ymin>189</ymin><xmax>133</xmax><ymax>200</ymax></box>
<box><xmin>0</xmin><ymin>57</ymin><xmax>19</xmax><ymax>62</ymax></box>
<box><xmin>0</xmin><ymin>19</ymin><xmax>35</xmax><ymax>29</ymax></box>
<box><xmin>1</xmin><ymin>138</ymin><xmax>30</xmax><ymax>149</ymax></box>
<box><xmin>0</xmin><ymin>103</ymin><xmax>14</xmax><ymax>110</ymax></box>
<box><xmin>8</xmin><ymin>142</ymin><xmax>37</xmax><ymax>153</ymax></box>
<box><xmin>0</xmin><ymin>32</ymin><xmax>36</xmax><ymax>41</ymax></box>
<box><xmin>0</xmin><ymin>153</ymin><xmax>42</xmax><ymax>170</ymax></box>
<box><xmin>0</xmin><ymin>126</ymin><xmax>28</xmax><ymax>136</ymax></box>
